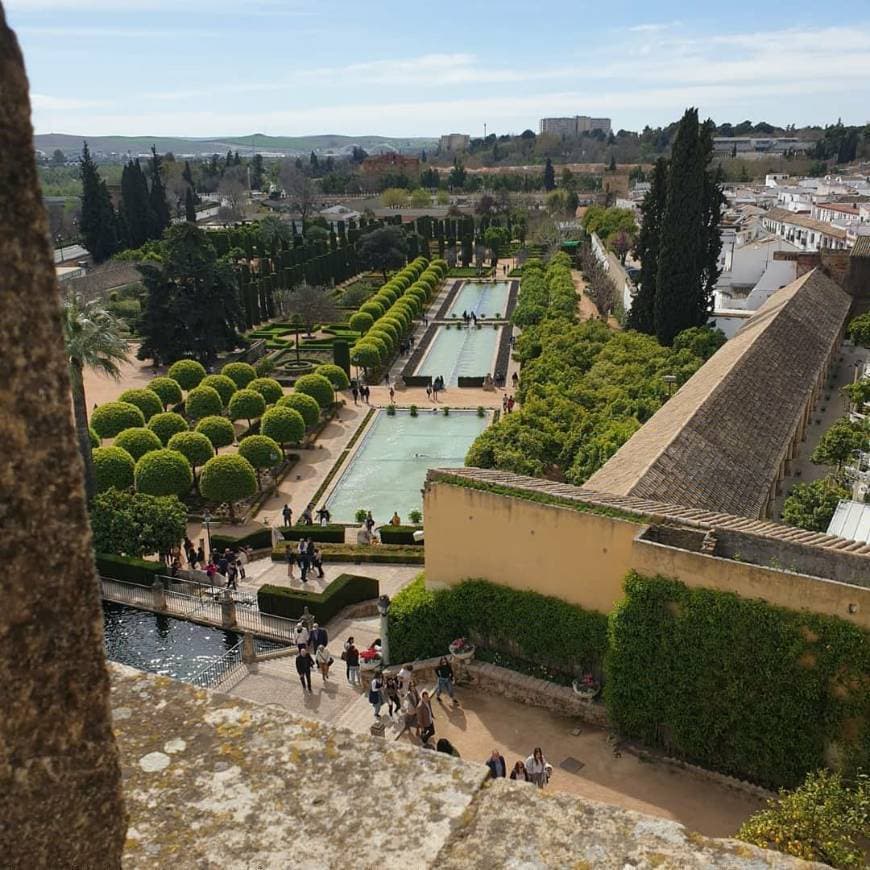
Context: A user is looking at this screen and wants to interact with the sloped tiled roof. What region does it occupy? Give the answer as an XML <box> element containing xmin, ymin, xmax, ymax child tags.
<box><xmin>762</xmin><ymin>207</ymin><xmax>848</xmax><ymax>240</ymax></box>
<box><xmin>851</xmin><ymin>236</ymin><xmax>870</xmax><ymax>258</ymax></box>
<box><xmin>584</xmin><ymin>270</ymin><xmax>852</xmax><ymax>518</ymax></box>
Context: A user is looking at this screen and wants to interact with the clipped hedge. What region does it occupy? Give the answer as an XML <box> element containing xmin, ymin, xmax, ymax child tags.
<box><xmin>281</xmin><ymin>524</ymin><xmax>346</xmax><ymax>544</ymax></box>
<box><xmin>195</xmin><ymin>415</ymin><xmax>235</xmax><ymax>450</ymax></box>
<box><xmin>379</xmin><ymin>525</ymin><xmax>423</xmax><ymax>545</ymax></box>
<box><xmin>210</xmin><ymin>527</ymin><xmax>274</xmax><ymax>552</ymax></box>
<box><xmin>606</xmin><ymin>572</ymin><xmax>870</xmax><ymax>789</ymax></box>
<box><xmin>389</xmin><ymin>577</ymin><xmax>608</xmax><ymax>676</ymax></box>
<box><xmin>249</xmin><ymin>377</ymin><xmax>284</xmax><ymax>406</ymax></box>
<box><xmin>314</xmin><ymin>364</ymin><xmax>350</xmax><ymax>391</ymax></box>
<box><xmin>96</xmin><ymin>553</ymin><xmax>163</xmax><ymax>587</ymax></box>
<box><xmin>257</xmin><ymin>573</ymin><xmax>380</xmax><ymax>623</ymax></box>
<box><xmin>134</xmin><ymin>448</ymin><xmax>193</xmax><ymax>497</ymax></box>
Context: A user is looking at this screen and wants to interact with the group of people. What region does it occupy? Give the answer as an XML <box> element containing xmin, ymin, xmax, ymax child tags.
<box><xmin>501</xmin><ymin>394</ymin><xmax>516</xmax><ymax>414</ymax></box>
<box><xmin>425</xmin><ymin>376</ymin><xmax>445</xmax><ymax>401</ymax></box>
<box><xmin>350</xmin><ymin>383</ymin><xmax>371</xmax><ymax>405</ymax></box>
<box><xmin>485</xmin><ymin>747</ymin><xmax>551</xmax><ymax>789</ymax></box>
<box><xmin>284</xmin><ymin>502</ymin><xmax>331</xmax><ymax>527</ymax></box>
<box><xmin>293</xmin><ymin>622</ymin><xmax>333</xmax><ymax>692</ymax></box>
<box><xmin>459</xmin><ymin>310</ymin><xmax>481</xmax><ymax>327</ymax></box>
<box><xmin>285</xmin><ymin>538</ymin><xmax>325</xmax><ymax>583</ymax></box>
<box><xmin>171</xmin><ymin>538</ymin><xmax>249</xmax><ymax>592</ymax></box>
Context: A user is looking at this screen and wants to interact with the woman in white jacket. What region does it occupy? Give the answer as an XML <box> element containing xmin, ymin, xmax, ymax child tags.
<box><xmin>315</xmin><ymin>644</ymin><xmax>332</xmax><ymax>682</ymax></box>
<box><xmin>524</xmin><ymin>747</ymin><xmax>549</xmax><ymax>789</ymax></box>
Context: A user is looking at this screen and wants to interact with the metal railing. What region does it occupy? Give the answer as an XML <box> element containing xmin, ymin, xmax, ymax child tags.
<box><xmin>189</xmin><ymin>639</ymin><xmax>245</xmax><ymax>689</ymax></box>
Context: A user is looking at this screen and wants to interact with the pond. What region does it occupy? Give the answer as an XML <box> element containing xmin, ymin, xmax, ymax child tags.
<box><xmin>447</xmin><ymin>281</ymin><xmax>512</xmax><ymax>318</ymax></box>
<box><xmin>415</xmin><ymin>325</ymin><xmax>502</xmax><ymax>386</ymax></box>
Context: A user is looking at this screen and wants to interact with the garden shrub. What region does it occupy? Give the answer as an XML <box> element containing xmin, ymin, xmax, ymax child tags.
<box><xmin>389</xmin><ymin>577</ymin><xmax>608</xmax><ymax>676</ymax></box>
<box><xmin>314</xmin><ymin>363</ymin><xmax>350</xmax><ymax>391</ymax></box>
<box><xmin>605</xmin><ymin>572</ymin><xmax>870</xmax><ymax>789</ymax></box>
<box><xmin>118</xmin><ymin>388</ymin><xmax>163</xmax><ymax>422</ymax></box>
<box><xmin>238</xmin><ymin>434</ymin><xmax>283</xmax><ymax>482</ymax></box>
<box><xmin>185</xmin><ymin>385</ymin><xmax>223</xmax><ymax>420</ymax></box>
<box><xmin>228</xmin><ymin>388</ymin><xmax>267</xmax><ymax>424</ymax></box>
<box><xmin>200</xmin><ymin>373</ymin><xmax>238</xmax><ymax>407</ymax></box>
<box><xmin>248</xmin><ymin>376</ymin><xmax>284</xmax><ymax>406</ymax></box>
<box><xmin>147</xmin><ymin>376</ymin><xmax>183</xmax><ymax>409</ymax></box>
<box><xmin>349</xmin><ymin>312</ymin><xmax>373</xmax><ymax>335</ymax></box>
<box><xmin>210</xmin><ymin>527</ymin><xmax>273</xmax><ymax>551</ymax></box>
<box><xmin>113</xmin><ymin>427</ymin><xmax>162</xmax><ymax>461</ymax></box>
<box><xmin>91</xmin><ymin>401</ymin><xmax>146</xmax><ymax>439</ymax></box>
<box><xmin>91</xmin><ymin>489</ymin><xmax>186</xmax><ymax>558</ymax></box>
<box><xmin>261</xmin><ymin>406</ymin><xmax>305</xmax><ymax>451</ymax></box>
<box><xmin>88</xmin><ymin>426</ymin><xmax>100</xmax><ymax>448</ymax></box>
<box><xmin>167</xmin><ymin>430</ymin><xmax>215</xmax><ymax>470</ymax></box>
<box><xmin>167</xmin><ymin>359</ymin><xmax>206</xmax><ymax>391</ymax></box>
<box><xmin>258</xmin><ymin>574</ymin><xmax>379</xmax><ymax>623</ymax></box>
<box><xmin>93</xmin><ymin>445</ymin><xmax>135</xmax><ymax>492</ymax></box>
<box><xmin>379</xmin><ymin>525</ymin><xmax>422</xmax><ymax>545</ymax></box>
<box><xmin>363</xmin><ymin>331</ymin><xmax>390</xmax><ymax>359</ymax></box>
<box><xmin>350</xmin><ymin>342</ymin><xmax>381</xmax><ymax>369</ymax></box>
<box><xmin>293</xmin><ymin>373</ymin><xmax>334</xmax><ymax>408</ymax></box>
<box><xmin>277</xmin><ymin>392</ymin><xmax>320</xmax><ymax>428</ymax></box>
<box><xmin>281</xmin><ymin>525</ymin><xmax>345</xmax><ymax>543</ymax></box>
<box><xmin>360</xmin><ymin>300</ymin><xmax>385</xmax><ymax>320</ymax></box>
<box><xmin>95</xmin><ymin>553</ymin><xmax>163</xmax><ymax>587</ymax></box>
<box><xmin>194</xmin><ymin>415</ymin><xmax>235</xmax><ymax>450</ymax></box>
<box><xmin>134</xmin><ymin>448</ymin><xmax>193</xmax><ymax>498</ymax></box>
<box><xmin>147</xmin><ymin>411</ymin><xmax>189</xmax><ymax>445</ymax></box>
<box><xmin>221</xmin><ymin>361</ymin><xmax>257</xmax><ymax>388</ymax></box>
<box><xmin>199</xmin><ymin>454</ymin><xmax>257</xmax><ymax>519</ymax></box>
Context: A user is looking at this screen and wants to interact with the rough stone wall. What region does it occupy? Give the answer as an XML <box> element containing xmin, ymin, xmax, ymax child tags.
<box><xmin>0</xmin><ymin>11</ymin><xmax>127</xmax><ymax>865</ymax></box>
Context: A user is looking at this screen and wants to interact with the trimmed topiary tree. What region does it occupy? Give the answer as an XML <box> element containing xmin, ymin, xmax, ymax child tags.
<box><xmin>134</xmin><ymin>448</ymin><xmax>193</xmax><ymax>498</ymax></box>
<box><xmin>350</xmin><ymin>342</ymin><xmax>381</xmax><ymax>371</ymax></box>
<box><xmin>314</xmin><ymin>363</ymin><xmax>350</xmax><ymax>391</ymax></box>
<box><xmin>221</xmin><ymin>361</ymin><xmax>257</xmax><ymax>389</ymax></box>
<box><xmin>199</xmin><ymin>454</ymin><xmax>258</xmax><ymax>521</ymax></box>
<box><xmin>228</xmin><ymin>388</ymin><xmax>267</xmax><ymax>427</ymax></box>
<box><xmin>88</xmin><ymin>426</ymin><xmax>100</xmax><ymax>449</ymax></box>
<box><xmin>261</xmin><ymin>406</ymin><xmax>305</xmax><ymax>455</ymax></box>
<box><xmin>185</xmin><ymin>384</ymin><xmax>223</xmax><ymax>421</ymax></box>
<box><xmin>167</xmin><ymin>430</ymin><xmax>215</xmax><ymax>476</ymax></box>
<box><xmin>147</xmin><ymin>376</ymin><xmax>183</xmax><ymax>410</ymax></box>
<box><xmin>293</xmin><ymin>373</ymin><xmax>334</xmax><ymax>409</ymax></box>
<box><xmin>113</xmin><ymin>427</ymin><xmax>162</xmax><ymax>461</ymax></box>
<box><xmin>238</xmin><ymin>434</ymin><xmax>283</xmax><ymax>489</ymax></box>
<box><xmin>277</xmin><ymin>392</ymin><xmax>320</xmax><ymax>429</ymax></box>
<box><xmin>195</xmin><ymin>415</ymin><xmax>236</xmax><ymax>451</ymax></box>
<box><xmin>91</xmin><ymin>401</ymin><xmax>146</xmax><ymax>439</ymax></box>
<box><xmin>200</xmin><ymin>374</ymin><xmax>238</xmax><ymax>407</ymax></box>
<box><xmin>93</xmin><ymin>445</ymin><xmax>135</xmax><ymax>492</ymax></box>
<box><xmin>349</xmin><ymin>311</ymin><xmax>373</xmax><ymax>335</ymax></box>
<box><xmin>248</xmin><ymin>377</ymin><xmax>284</xmax><ymax>406</ymax></box>
<box><xmin>147</xmin><ymin>411</ymin><xmax>188</xmax><ymax>446</ymax></box>
<box><xmin>118</xmin><ymin>388</ymin><xmax>163</xmax><ymax>422</ymax></box>
<box><xmin>168</xmin><ymin>359</ymin><xmax>206</xmax><ymax>391</ymax></box>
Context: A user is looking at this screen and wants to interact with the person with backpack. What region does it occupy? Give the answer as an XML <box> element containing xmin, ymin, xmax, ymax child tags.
<box><xmin>295</xmin><ymin>648</ymin><xmax>313</xmax><ymax>693</ymax></box>
<box><xmin>369</xmin><ymin>671</ymin><xmax>384</xmax><ymax>718</ymax></box>
<box><xmin>344</xmin><ymin>641</ymin><xmax>360</xmax><ymax>686</ymax></box>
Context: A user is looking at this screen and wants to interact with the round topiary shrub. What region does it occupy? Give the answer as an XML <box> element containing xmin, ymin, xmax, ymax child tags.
<box><xmin>118</xmin><ymin>388</ymin><xmax>163</xmax><ymax>422</ymax></box>
<box><xmin>113</xmin><ymin>427</ymin><xmax>163</xmax><ymax>461</ymax></box>
<box><xmin>147</xmin><ymin>376</ymin><xmax>183</xmax><ymax>410</ymax></box>
<box><xmin>167</xmin><ymin>430</ymin><xmax>215</xmax><ymax>471</ymax></box>
<box><xmin>185</xmin><ymin>385</ymin><xmax>223</xmax><ymax>421</ymax></box>
<box><xmin>199</xmin><ymin>454</ymin><xmax>258</xmax><ymax>521</ymax></box>
<box><xmin>277</xmin><ymin>391</ymin><xmax>320</xmax><ymax>428</ymax></box>
<box><xmin>134</xmin><ymin>448</ymin><xmax>193</xmax><ymax>498</ymax></box>
<box><xmin>364</xmin><ymin>331</ymin><xmax>391</xmax><ymax>359</ymax></box>
<box><xmin>168</xmin><ymin>359</ymin><xmax>206</xmax><ymax>391</ymax></box>
<box><xmin>360</xmin><ymin>300</ymin><xmax>385</xmax><ymax>320</ymax></box>
<box><xmin>248</xmin><ymin>377</ymin><xmax>284</xmax><ymax>406</ymax></box>
<box><xmin>221</xmin><ymin>361</ymin><xmax>257</xmax><ymax>389</ymax></box>
<box><xmin>261</xmin><ymin>406</ymin><xmax>305</xmax><ymax>451</ymax></box>
<box><xmin>147</xmin><ymin>411</ymin><xmax>189</xmax><ymax>445</ymax></box>
<box><xmin>387</xmin><ymin>306</ymin><xmax>411</xmax><ymax>330</ymax></box>
<box><xmin>370</xmin><ymin>321</ymin><xmax>398</xmax><ymax>345</ymax></box>
<box><xmin>91</xmin><ymin>401</ymin><xmax>146</xmax><ymax>439</ymax></box>
<box><xmin>293</xmin><ymin>373</ymin><xmax>334</xmax><ymax>409</ymax></box>
<box><xmin>89</xmin><ymin>426</ymin><xmax>100</xmax><ymax>448</ymax></box>
<box><xmin>314</xmin><ymin>363</ymin><xmax>350</xmax><ymax>390</ymax></box>
<box><xmin>349</xmin><ymin>312</ymin><xmax>373</xmax><ymax>335</ymax></box>
<box><xmin>195</xmin><ymin>415</ymin><xmax>236</xmax><ymax>451</ymax></box>
<box><xmin>228</xmin><ymin>388</ymin><xmax>267</xmax><ymax>425</ymax></box>
<box><xmin>93</xmin><ymin>445</ymin><xmax>135</xmax><ymax>492</ymax></box>
<box><xmin>381</xmin><ymin>315</ymin><xmax>406</xmax><ymax>337</ymax></box>
<box><xmin>238</xmin><ymin>434</ymin><xmax>283</xmax><ymax>485</ymax></box>
<box><xmin>200</xmin><ymin>374</ymin><xmax>238</xmax><ymax>407</ymax></box>
<box><xmin>350</xmin><ymin>342</ymin><xmax>381</xmax><ymax>369</ymax></box>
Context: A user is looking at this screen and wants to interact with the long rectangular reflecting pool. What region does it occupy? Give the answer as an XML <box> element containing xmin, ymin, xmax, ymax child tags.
<box><xmin>415</xmin><ymin>324</ymin><xmax>502</xmax><ymax>386</ymax></box>
<box><xmin>447</xmin><ymin>281</ymin><xmax>512</xmax><ymax>318</ymax></box>
<box><xmin>324</xmin><ymin>409</ymin><xmax>490</xmax><ymax>523</ymax></box>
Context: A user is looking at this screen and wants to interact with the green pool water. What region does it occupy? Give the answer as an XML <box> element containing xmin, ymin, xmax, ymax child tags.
<box><xmin>324</xmin><ymin>410</ymin><xmax>490</xmax><ymax>523</ymax></box>
<box><xmin>447</xmin><ymin>281</ymin><xmax>512</xmax><ymax>318</ymax></box>
<box><xmin>415</xmin><ymin>325</ymin><xmax>502</xmax><ymax>386</ymax></box>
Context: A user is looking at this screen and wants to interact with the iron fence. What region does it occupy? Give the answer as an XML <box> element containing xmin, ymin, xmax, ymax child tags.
<box><xmin>189</xmin><ymin>639</ymin><xmax>245</xmax><ymax>689</ymax></box>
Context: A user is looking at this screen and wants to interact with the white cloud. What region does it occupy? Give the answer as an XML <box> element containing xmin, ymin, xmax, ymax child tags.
<box><xmin>31</xmin><ymin>93</ymin><xmax>110</xmax><ymax>110</ymax></box>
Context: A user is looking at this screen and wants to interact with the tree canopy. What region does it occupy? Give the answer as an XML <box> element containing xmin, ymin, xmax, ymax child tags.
<box><xmin>358</xmin><ymin>226</ymin><xmax>408</xmax><ymax>280</ymax></box>
<box><xmin>90</xmin><ymin>489</ymin><xmax>186</xmax><ymax>558</ymax></box>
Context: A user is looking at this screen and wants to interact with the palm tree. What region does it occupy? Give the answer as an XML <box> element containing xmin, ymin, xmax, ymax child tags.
<box><xmin>62</xmin><ymin>291</ymin><xmax>130</xmax><ymax>501</ymax></box>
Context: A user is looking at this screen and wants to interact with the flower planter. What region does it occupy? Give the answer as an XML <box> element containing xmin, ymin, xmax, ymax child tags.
<box><xmin>571</xmin><ymin>680</ymin><xmax>599</xmax><ymax>700</ymax></box>
<box><xmin>449</xmin><ymin>647</ymin><xmax>475</xmax><ymax>662</ymax></box>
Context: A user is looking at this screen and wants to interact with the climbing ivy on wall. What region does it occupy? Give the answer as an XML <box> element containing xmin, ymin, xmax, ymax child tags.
<box><xmin>605</xmin><ymin>572</ymin><xmax>870</xmax><ymax>789</ymax></box>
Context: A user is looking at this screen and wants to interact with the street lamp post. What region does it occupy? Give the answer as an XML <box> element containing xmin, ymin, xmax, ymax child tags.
<box><xmin>662</xmin><ymin>374</ymin><xmax>677</xmax><ymax>398</ymax></box>
<box><xmin>376</xmin><ymin>594</ymin><xmax>391</xmax><ymax>667</ymax></box>
<box><xmin>203</xmin><ymin>510</ymin><xmax>213</xmax><ymax>564</ymax></box>
<box><xmin>56</xmin><ymin>234</ymin><xmax>64</xmax><ymax>262</ymax></box>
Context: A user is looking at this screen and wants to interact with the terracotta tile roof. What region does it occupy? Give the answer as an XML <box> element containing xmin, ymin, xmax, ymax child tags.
<box><xmin>583</xmin><ymin>270</ymin><xmax>851</xmax><ymax>518</ymax></box>
<box><xmin>763</xmin><ymin>207</ymin><xmax>848</xmax><ymax>240</ymax></box>
<box><xmin>851</xmin><ymin>236</ymin><xmax>870</xmax><ymax>258</ymax></box>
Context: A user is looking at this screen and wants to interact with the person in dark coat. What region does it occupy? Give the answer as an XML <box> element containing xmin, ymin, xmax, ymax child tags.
<box><xmin>295</xmin><ymin>649</ymin><xmax>313</xmax><ymax>693</ymax></box>
<box><xmin>485</xmin><ymin>749</ymin><xmax>507</xmax><ymax>779</ymax></box>
<box><xmin>309</xmin><ymin>622</ymin><xmax>328</xmax><ymax>651</ymax></box>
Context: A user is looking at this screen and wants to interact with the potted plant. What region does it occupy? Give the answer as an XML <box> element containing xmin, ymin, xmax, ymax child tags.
<box><xmin>359</xmin><ymin>645</ymin><xmax>383</xmax><ymax>671</ymax></box>
<box><xmin>448</xmin><ymin>637</ymin><xmax>475</xmax><ymax>661</ymax></box>
<box><xmin>571</xmin><ymin>673</ymin><xmax>600</xmax><ymax>700</ymax></box>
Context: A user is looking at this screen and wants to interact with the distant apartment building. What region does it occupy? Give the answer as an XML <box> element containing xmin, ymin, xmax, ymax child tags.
<box><xmin>539</xmin><ymin>115</ymin><xmax>612</xmax><ymax>138</ymax></box>
<box><xmin>438</xmin><ymin>133</ymin><xmax>470</xmax><ymax>152</ymax></box>
<box><xmin>713</xmin><ymin>137</ymin><xmax>812</xmax><ymax>156</ymax></box>
<box><xmin>761</xmin><ymin>207</ymin><xmax>849</xmax><ymax>251</ymax></box>
<box><xmin>360</xmin><ymin>153</ymin><xmax>420</xmax><ymax>177</ymax></box>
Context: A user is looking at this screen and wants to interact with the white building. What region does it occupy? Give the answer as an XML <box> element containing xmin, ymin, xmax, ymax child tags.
<box><xmin>439</xmin><ymin>133</ymin><xmax>470</xmax><ymax>152</ymax></box>
<box><xmin>760</xmin><ymin>207</ymin><xmax>849</xmax><ymax>251</ymax></box>
<box><xmin>539</xmin><ymin>116</ymin><xmax>612</xmax><ymax>137</ymax></box>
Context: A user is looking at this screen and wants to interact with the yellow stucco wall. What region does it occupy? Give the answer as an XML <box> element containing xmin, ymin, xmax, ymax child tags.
<box><xmin>424</xmin><ymin>481</ymin><xmax>870</xmax><ymax>629</ymax></box>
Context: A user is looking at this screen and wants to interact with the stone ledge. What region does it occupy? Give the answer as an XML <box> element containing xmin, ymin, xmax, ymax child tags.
<box><xmin>111</xmin><ymin>665</ymin><xmax>821</xmax><ymax>869</ymax></box>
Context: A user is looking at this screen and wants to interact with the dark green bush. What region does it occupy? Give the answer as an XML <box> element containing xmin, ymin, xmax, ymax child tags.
<box><xmin>379</xmin><ymin>525</ymin><xmax>422</xmax><ymax>545</ymax></box>
<box><xmin>221</xmin><ymin>361</ymin><xmax>257</xmax><ymax>388</ymax></box>
<box><xmin>228</xmin><ymin>388</ymin><xmax>267</xmax><ymax>424</ymax></box>
<box><xmin>194</xmin><ymin>415</ymin><xmax>235</xmax><ymax>450</ymax></box>
<box><xmin>167</xmin><ymin>430</ymin><xmax>215</xmax><ymax>470</ymax></box>
<box><xmin>113</xmin><ymin>427</ymin><xmax>163</xmax><ymax>461</ymax></box>
<box><xmin>91</xmin><ymin>401</ymin><xmax>146</xmax><ymax>439</ymax></box>
<box><xmin>93</xmin><ymin>445</ymin><xmax>135</xmax><ymax>492</ymax></box>
<box><xmin>167</xmin><ymin>359</ymin><xmax>206</xmax><ymax>391</ymax></box>
<box><xmin>134</xmin><ymin>448</ymin><xmax>193</xmax><ymax>497</ymax></box>
<box><xmin>314</xmin><ymin>363</ymin><xmax>350</xmax><ymax>390</ymax></box>
<box><xmin>147</xmin><ymin>411</ymin><xmax>189</xmax><ymax>445</ymax></box>
<box><xmin>257</xmin><ymin>573</ymin><xmax>379</xmax><ymax>623</ymax></box>
<box><xmin>200</xmin><ymin>374</ymin><xmax>238</xmax><ymax>407</ymax></box>
<box><xmin>96</xmin><ymin>553</ymin><xmax>163</xmax><ymax>587</ymax></box>
<box><xmin>294</xmin><ymin>373</ymin><xmax>334</xmax><ymax>408</ymax></box>
<box><xmin>211</xmin><ymin>527</ymin><xmax>273</xmax><ymax>551</ymax></box>
<box><xmin>118</xmin><ymin>388</ymin><xmax>163</xmax><ymax>422</ymax></box>
<box><xmin>282</xmin><ymin>525</ymin><xmax>345</xmax><ymax>543</ymax></box>
<box><xmin>261</xmin><ymin>406</ymin><xmax>305</xmax><ymax>450</ymax></box>
<box><xmin>606</xmin><ymin>573</ymin><xmax>870</xmax><ymax>789</ymax></box>
<box><xmin>249</xmin><ymin>377</ymin><xmax>284</xmax><ymax>406</ymax></box>
<box><xmin>277</xmin><ymin>392</ymin><xmax>320</xmax><ymax>429</ymax></box>
<box><xmin>185</xmin><ymin>385</ymin><xmax>223</xmax><ymax>420</ymax></box>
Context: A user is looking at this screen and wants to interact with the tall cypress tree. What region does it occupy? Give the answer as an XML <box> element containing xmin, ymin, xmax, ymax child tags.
<box><xmin>182</xmin><ymin>159</ymin><xmax>195</xmax><ymax>191</ymax></box>
<box><xmin>543</xmin><ymin>158</ymin><xmax>555</xmax><ymax>191</ymax></box>
<box><xmin>78</xmin><ymin>141</ymin><xmax>119</xmax><ymax>262</ymax></box>
<box><xmin>628</xmin><ymin>157</ymin><xmax>667</xmax><ymax>334</ymax></box>
<box><xmin>147</xmin><ymin>146</ymin><xmax>171</xmax><ymax>239</ymax></box>
<box><xmin>697</xmin><ymin>120</ymin><xmax>725</xmax><ymax>325</ymax></box>
<box><xmin>250</xmin><ymin>153</ymin><xmax>265</xmax><ymax>191</ymax></box>
<box><xmin>120</xmin><ymin>159</ymin><xmax>153</xmax><ymax>249</ymax></box>
<box><xmin>185</xmin><ymin>186</ymin><xmax>197</xmax><ymax>223</ymax></box>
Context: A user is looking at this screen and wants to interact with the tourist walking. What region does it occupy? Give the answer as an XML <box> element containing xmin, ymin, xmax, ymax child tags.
<box><xmin>226</xmin><ymin>559</ymin><xmax>238</xmax><ymax>591</ymax></box>
<box><xmin>395</xmin><ymin>689</ymin><xmax>418</xmax><ymax>740</ymax></box>
<box><xmin>236</xmin><ymin>547</ymin><xmax>248</xmax><ymax>580</ymax></box>
<box><xmin>485</xmin><ymin>750</ymin><xmax>507</xmax><ymax>779</ymax></box>
<box><xmin>309</xmin><ymin>622</ymin><xmax>328</xmax><ymax>651</ymax></box>
<box><xmin>510</xmin><ymin>761</ymin><xmax>529</xmax><ymax>782</ymax></box>
<box><xmin>286</xmin><ymin>546</ymin><xmax>296</xmax><ymax>580</ymax></box>
<box><xmin>426</xmin><ymin>383</ymin><xmax>432</xmax><ymax>401</ymax></box>
<box><xmin>434</xmin><ymin>657</ymin><xmax>456</xmax><ymax>704</ymax></box>
<box><xmin>343</xmin><ymin>636</ymin><xmax>355</xmax><ymax>680</ymax></box>
<box><xmin>296</xmin><ymin>648</ymin><xmax>313</xmax><ymax>693</ymax></box>
<box><xmin>196</xmin><ymin>545</ymin><xmax>205</xmax><ymax>567</ymax></box>
<box><xmin>298</xmin><ymin>539</ymin><xmax>309</xmax><ymax>582</ymax></box>
<box><xmin>390</xmin><ymin>511</ymin><xmax>401</xmax><ymax>526</ymax></box>
<box><xmin>369</xmin><ymin>671</ymin><xmax>384</xmax><ymax>718</ymax></box>
<box><xmin>282</xmin><ymin>503</ymin><xmax>292</xmax><ymax>526</ymax></box>
<box><xmin>397</xmin><ymin>663</ymin><xmax>414</xmax><ymax>696</ymax></box>
<box><xmin>312</xmin><ymin>545</ymin><xmax>325</xmax><ymax>578</ymax></box>
<box><xmin>351</xmin><ymin>383</ymin><xmax>359</xmax><ymax>405</ymax></box>
<box><xmin>294</xmin><ymin>621</ymin><xmax>309</xmax><ymax>652</ymax></box>
<box><xmin>365</xmin><ymin>511</ymin><xmax>375</xmax><ymax>534</ymax></box>
<box><xmin>389</xmin><ymin>385</ymin><xmax>395</xmax><ymax>403</ymax></box>
<box><xmin>507</xmin><ymin>395</ymin><xmax>515</xmax><ymax>413</ymax></box>
<box><xmin>345</xmin><ymin>640</ymin><xmax>360</xmax><ymax>686</ymax></box>
<box><xmin>315</xmin><ymin>644</ymin><xmax>332</xmax><ymax>682</ymax></box>
<box><xmin>524</xmin><ymin>747</ymin><xmax>549</xmax><ymax>789</ymax></box>
<box><xmin>385</xmin><ymin>674</ymin><xmax>401</xmax><ymax>717</ymax></box>
<box><xmin>417</xmin><ymin>691</ymin><xmax>435</xmax><ymax>745</ymax></box>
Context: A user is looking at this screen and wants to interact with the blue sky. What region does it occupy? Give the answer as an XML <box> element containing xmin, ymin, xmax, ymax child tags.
<box><xmin>6</xmin><ymin>0</ymin><xmax>868</xmax><ymax>137</ymax></box>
